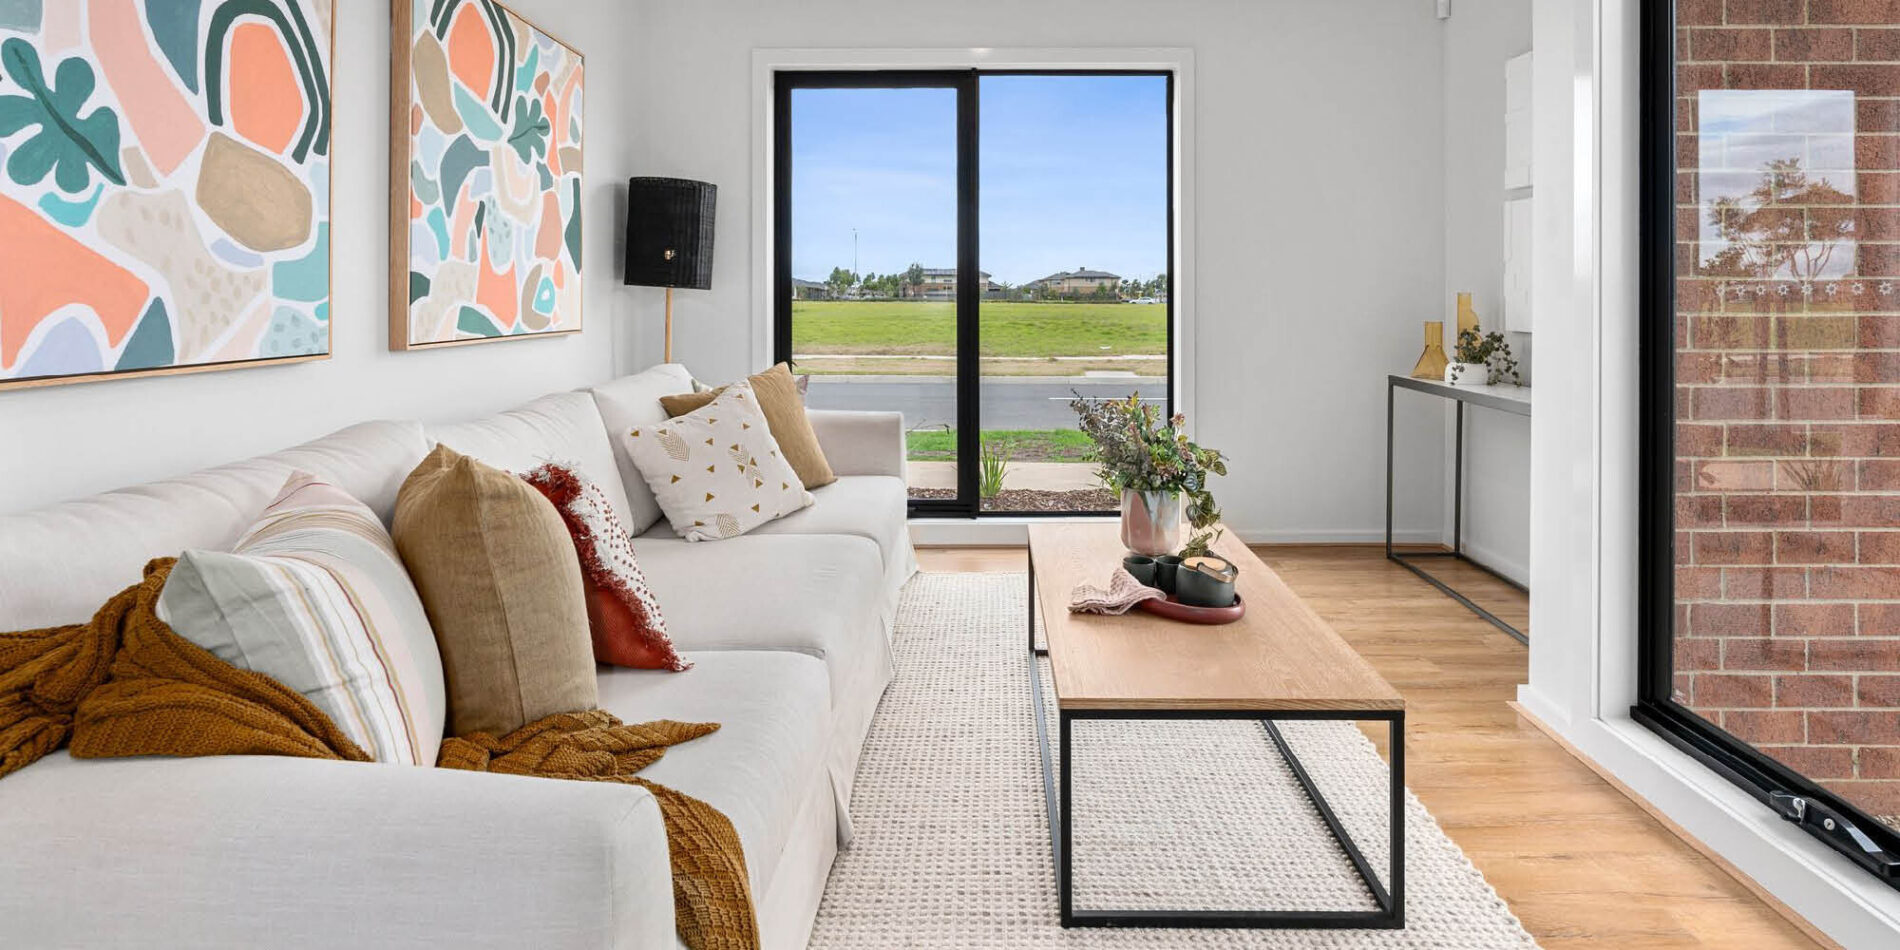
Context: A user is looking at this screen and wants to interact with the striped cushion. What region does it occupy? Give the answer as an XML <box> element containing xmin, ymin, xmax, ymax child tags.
<box><xmin>156</xmin><ymin>472</ymin><xmax>447</xmax><ymax>765</ymax></box>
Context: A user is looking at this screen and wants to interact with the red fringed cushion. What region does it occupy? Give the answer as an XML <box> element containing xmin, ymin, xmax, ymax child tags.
<box><xmin>521</xmin><ymin>463</ymin><xmax>690</xmax><ymax>672</ymax></box>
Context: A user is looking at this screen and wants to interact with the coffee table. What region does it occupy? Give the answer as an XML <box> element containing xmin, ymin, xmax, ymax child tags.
<box><xmin>1027</xmin><ymin>523</ymin><xmax>1406</xmax><ymax>929</ymax></box>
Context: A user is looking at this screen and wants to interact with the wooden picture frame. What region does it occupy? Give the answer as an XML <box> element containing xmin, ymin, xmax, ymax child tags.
<box><xmin>389</xmin><ymin>0</ymin><xmax>584</xmax><ymax>351</ymax></box>
<box><xmin>0</xmin><ymin>0</ymin><xmax>336</xmax><ymax>391</ymax></box>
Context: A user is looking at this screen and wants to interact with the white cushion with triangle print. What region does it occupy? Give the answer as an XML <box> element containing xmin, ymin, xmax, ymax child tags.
<box><xmin>618</xmin><ymin>380</ymin><xmax>814</xmax><ymax>541</ymax></box>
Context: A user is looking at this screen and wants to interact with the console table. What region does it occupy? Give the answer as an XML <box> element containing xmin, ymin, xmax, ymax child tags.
<box><xmin>1384</xmin><ymin>374</ymin><xmax>1531</xmax><ymax>643</ymax></box>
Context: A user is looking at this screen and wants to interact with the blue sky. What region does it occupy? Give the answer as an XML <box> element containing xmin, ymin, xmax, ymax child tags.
<box><xmin>789</xmin><ymin>75</ymin><xmax>1168</xmax><ymax>286</ymax></box>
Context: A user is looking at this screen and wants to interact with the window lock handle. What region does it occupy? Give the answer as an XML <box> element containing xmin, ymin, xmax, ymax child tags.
<box><xmin>1770</xmin><ymin>792</ymin><xmax>1899</xmax><ymax>878</ymax></box>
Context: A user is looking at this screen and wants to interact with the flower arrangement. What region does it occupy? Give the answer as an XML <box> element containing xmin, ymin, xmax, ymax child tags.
<box><xmin>1071</xmin><ymin>394</ymin><xmax>1227</xmax><ymax>556</ymax></box>
<box><xmin>1449</xmin><ymin>324</ymin><xmax>1522</xmax><ymax>386</ymax></box>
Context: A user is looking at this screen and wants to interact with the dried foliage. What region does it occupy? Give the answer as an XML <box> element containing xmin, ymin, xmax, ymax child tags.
<box><xmin>1070</xmin><ymin>393</ymin><xmax>1227</xmax><ymax>544</ymax></box>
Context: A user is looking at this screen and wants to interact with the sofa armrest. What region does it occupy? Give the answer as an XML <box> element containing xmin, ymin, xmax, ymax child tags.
<box><xmin>0</xmin><ymin>754</ymin><xmax>675</xmax><ymax>949</ymax></box>
<box><xmin>808</xmin><ymin>410</ymin><xmax>905</xmax><ymax>479</ymax></box>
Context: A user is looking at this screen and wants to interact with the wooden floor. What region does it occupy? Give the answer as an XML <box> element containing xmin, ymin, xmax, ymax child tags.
<box><xmin>915</xmin><ymin>544</ymin><xmax>1823</xmax><ymax>950</ymax></box>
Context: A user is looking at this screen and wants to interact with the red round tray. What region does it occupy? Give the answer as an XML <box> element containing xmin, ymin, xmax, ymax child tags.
<box><xmin>1135</xmin><ymin>593</ymin><xmax>1245</xmax><ymax>625</ymax></box>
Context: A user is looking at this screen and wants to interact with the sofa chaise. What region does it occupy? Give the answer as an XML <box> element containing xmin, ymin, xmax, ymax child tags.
<box><xmin>0</xmin><ymin>363</ymin><xmax>916</xmax><ymax>950</ymax></box>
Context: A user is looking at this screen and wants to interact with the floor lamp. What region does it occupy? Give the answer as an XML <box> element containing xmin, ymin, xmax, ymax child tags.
<box><xmin>624</xmin><ymin>177</ymin><xmax>716</xmax><ymax>363</ymax></box>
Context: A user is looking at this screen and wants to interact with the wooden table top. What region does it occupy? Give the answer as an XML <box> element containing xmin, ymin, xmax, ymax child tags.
<box><xmin>1030</xmin><ymin>523</ymin><xmax>1403</xmax><ymax>713</ymax></box>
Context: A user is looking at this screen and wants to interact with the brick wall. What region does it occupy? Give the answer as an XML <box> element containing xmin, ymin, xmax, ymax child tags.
<box><xmin>1676</xmin><ymin>0</ymin><xmax>1900</xmax><ymax>825</ymax></box>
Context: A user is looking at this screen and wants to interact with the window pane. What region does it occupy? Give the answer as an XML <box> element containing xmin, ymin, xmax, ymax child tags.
<box><xmin>1672</xmin><ymin>9</ymin><xmax>1897</xmax><ymax>830</ymax></box>
<box><xmin>786</xmin><ymin>85</ymin><xmax>962</xmax><ymax>502</ymax></box>
<box><xmin>974</xmin><ymin>74</ymin><xmax>1169</xmax><ymax>513</ymax></box>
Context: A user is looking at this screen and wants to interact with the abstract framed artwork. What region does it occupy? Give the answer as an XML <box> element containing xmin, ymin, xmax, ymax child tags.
<box><xmin>0</xmin><ymin>0</ymin><xmax>334</xmax><ymax>391</ymax></box>
<box><xmin>390</xmin><ymin>0</ymin><xmax>583</xmax><ymax>350</ymax></box>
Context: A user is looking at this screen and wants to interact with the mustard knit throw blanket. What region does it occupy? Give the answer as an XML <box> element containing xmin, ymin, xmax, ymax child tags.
<box><xmin>0</xmin><ymin>559</ymin><xmax>759</xmax><ymax>950</ymax></box>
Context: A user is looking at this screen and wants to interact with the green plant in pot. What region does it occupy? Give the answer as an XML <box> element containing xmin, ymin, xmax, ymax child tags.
<box><xmin>1446</xmin><ymin>324</ymin><xmax>1522</xmax><ymax>387</ymax></box>
<box><xmin>1071</xmin><ymin>394</ymin><xmax>1226</xmax><ymax>556</ymax></box>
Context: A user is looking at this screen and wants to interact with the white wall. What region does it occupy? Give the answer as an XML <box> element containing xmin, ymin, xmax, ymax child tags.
<box><xmin>628</xmin><ymin>0</ymin><xmax>1451</xmax><ymax>543</ymax></box>
<box><xmin>0</xmin><ymin>1</ymin><xmax>639</xmax><ymax>515</ymax></box>
<box><xmin>1442</xmin><ymin>0</ymin><xmax>1533</xmax><ymax>584</ymax></box>
<box><xmin>4</xmin><ymin>0</ymin><xmax>1455</xmax><ymax>545</ymax></box>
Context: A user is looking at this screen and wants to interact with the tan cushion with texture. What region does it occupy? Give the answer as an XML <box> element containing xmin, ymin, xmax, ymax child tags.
<box><xmin>659</xmin><ymin>364</ymin><xmax>835</xmax><ymax>489</ymax></box>
<box><xmin>393</xmin><ymin>444</ymin><xmax>598</xmax><ymax>736</ymax></box>
<box><xmin>657</xmin><ymin>390</ymin><xmax>717</xmax><ymax>418</ymax></box>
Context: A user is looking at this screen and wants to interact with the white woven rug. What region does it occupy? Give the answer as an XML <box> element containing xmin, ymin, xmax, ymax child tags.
<box><xmin>808</xmin><ymin>572</ymin><xmax>1539</xmax><ymax>949</ymax></box>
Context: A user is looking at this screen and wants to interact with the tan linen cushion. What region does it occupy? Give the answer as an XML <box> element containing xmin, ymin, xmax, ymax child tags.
<box><xmin>659</xmin><ymin>364</ymin><xmax>835</xmax><ymax>489</ymax></box>
<box><xmin>392</xmin><ymin>444</ymin><xmax>598</xmax><ymax>737</ymax></box>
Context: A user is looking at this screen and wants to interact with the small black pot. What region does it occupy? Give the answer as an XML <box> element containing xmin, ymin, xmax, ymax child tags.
<box><xmin>1176</xmin><ymin>559</ymin><xmax>1238</xmax><ymax>608</ymax></box>
<box><xmin>1153</xmin><ymin>555</ymin><xmax>1183</xmax><ymax>594</ymax></box>
<box><xmin>1122</xmin><ymin>554</ymin><xmax>1158</xmax><ymax>587</ymax></box>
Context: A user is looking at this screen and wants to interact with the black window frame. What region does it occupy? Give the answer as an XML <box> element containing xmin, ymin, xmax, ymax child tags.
<box><xmin>772</xmin><ymin>68</ymin><xmax>1176</xmax><ymax>519</ymax></box>
<box><xmin>1635</xmin><ymin>2</ymin><xmax>1900</xmax><ymax>886</ymax></box>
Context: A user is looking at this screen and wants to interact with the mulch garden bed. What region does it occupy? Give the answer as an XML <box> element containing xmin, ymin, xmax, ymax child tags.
<box><xmin>909</xmin><ymin>487</ymin><xmax>1119</xmax><ymax>513</ymax></box>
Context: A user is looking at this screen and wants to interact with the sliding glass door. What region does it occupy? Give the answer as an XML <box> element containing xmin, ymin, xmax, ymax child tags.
<box><xmin>774</xmin><ymin>69</ymin><xmax>1173</xmax><ymax>517</ymax></box>
<box><xmin>1639</xmin><ymin>2</ymin><xmax>1900</xmax><ymax>885</ymax></box>
<box><xmin>776</xmin><ymin>73</ymin><xmax>976</xmax><ymax>514</ymax></box>
<box><xmin>976</xmin><ymin>73</ymin><xmax>1170</xmax><ymax>514</ymax></box>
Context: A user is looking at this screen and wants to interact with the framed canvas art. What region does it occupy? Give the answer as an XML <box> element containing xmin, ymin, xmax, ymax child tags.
<box><xmin>390</xmin><ymin>0</ymin><xmax>583</xmax><ymax>350</ymax></box>
<box><xmin>0</xmin><ymin>0</ymin><xmax>334</xmax><ymax>391</ymax></box>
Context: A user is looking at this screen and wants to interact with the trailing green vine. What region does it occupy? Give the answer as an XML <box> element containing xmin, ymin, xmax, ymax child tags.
<box><xmin>1449</xmin><ymin>324</ymin><xmax>1522</xmax><ymax>386</ymax></box>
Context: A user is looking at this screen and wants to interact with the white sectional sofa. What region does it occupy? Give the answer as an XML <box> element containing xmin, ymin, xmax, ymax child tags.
<box><xmin>0</xmin><ymin>363</ymin><xmax>916</xmax><ymax>950</ymax></box>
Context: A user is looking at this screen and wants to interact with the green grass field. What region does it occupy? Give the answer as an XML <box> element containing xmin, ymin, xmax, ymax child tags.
<box><xmin>791</xmin><ymin>301</ymin><xmax>1165</xmax><ymax>358</ymax></box>
<box><xmin>906</xmin><ymin>428</ymin><xmax>1096</xmax><ymax>463</ymax></box>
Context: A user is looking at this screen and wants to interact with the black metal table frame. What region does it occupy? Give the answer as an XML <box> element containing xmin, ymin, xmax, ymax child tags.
<box><xmin>1026</xmin><ymin>559</ymin><xmax>1406</xmax><ymax>929</ymax></box>
<box><xmin>1384</xmin><ymin>374</ymin><xmax>1531</xmax><ymax>644</ymax></box>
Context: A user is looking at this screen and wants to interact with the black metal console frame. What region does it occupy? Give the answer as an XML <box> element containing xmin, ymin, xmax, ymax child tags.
<box><xmin>1026</xmin><ymin>559</ymin><xmax>1406</xmax><ymax>929</ymax></box>
<box><xmin>1383</xmin><ymin>373</ymin><xmax>1532</xmax><ymax>644</ymax></box>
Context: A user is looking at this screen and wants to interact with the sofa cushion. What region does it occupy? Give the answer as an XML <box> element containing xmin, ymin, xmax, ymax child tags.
<box><xmin>0</xmin><ymin>421</ymin><xmax>429</xmax><ymax>632</ymax></box>
<box><xmin>805</xmin><ymin>410</ymin><xmax>905</xmax><ymax>480</ymax></box>
<box><xmin>658</xmin><ymin>364</ymin><xmax>836</xmax><ymax>490</ymax></box>
<box><xmin>588</xmin><ymin>363</ymin><xmax>696</xmax><ymax>536</ymax></box>
<box><xmin>394</xmin><ymin>445</ymin><xmax>598</xmax><ymax>737</ymax></box>
<box><xmin>596</xmin><ymin>650</ymin><xmax>831</xmax><ymax>896</ymax></box>
<box><xmin>620</xmin><ymin>382</ymin><xmax>813</xmax><ymax>542</ymax></box>
<box><xmin>631</xmin><ymin>532</ymin><xmax>884</xmax><ymax>661</ymax></box>
<box><xmin>520</xmin><ymin>463</ymin><xmax>688</xmax><ymax>672</ymax></box>
<box><xmin>631</xmin><ymin>530</ymin><xmax>894</xmax><ymax>839</ymax></box>
<box><xmin>750</xmin><ymin>475</ymin><xmax>913</xmax><ymax>599</ymax></box>
<box><xmin>0</xmin><ymin>751</ymin><xmax>673</xmax><ymax>949</ymax></box>
<box><xmin>426</xmin><ymin>391</ymin><xmax>636</xmax><ymax>534</ymax></box>
<box><xmin>158</xmin><ymin>473</ymin><xmax>448</xmax><ymax>766</ymax></box>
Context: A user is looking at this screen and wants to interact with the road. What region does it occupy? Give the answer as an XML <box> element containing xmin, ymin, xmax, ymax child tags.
<box><xmin>804</xmin><ymin>375</ymin><xmax>1167</xmax><ymax>431</ymax></box>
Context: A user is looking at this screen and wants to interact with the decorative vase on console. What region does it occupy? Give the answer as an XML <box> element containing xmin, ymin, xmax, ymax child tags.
<box><xmin>1410</xmin><ymin>320</ymin><xmax>1449</xmax><ymax>380</ymax></box>
<box><xmin>1071</xmin><ymin>394</ymin><xmax>1227</xmax><ymax>561</ymax></box>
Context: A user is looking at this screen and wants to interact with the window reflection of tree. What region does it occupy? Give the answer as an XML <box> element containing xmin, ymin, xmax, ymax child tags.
<box><xmin>1698</xmin><ymin>158</ymin><xmax>1858</xmax><ymax>404</ymax></box>
<box><xmin>1703</xmin><ymin>159</ymin><xmax>1855</xmax><ymax>285</ymax></box>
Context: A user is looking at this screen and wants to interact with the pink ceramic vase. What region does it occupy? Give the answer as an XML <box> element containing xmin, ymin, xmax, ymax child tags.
<box><xmin>1119</xmin><ymin>489</ymin><xmax>1182</xmax><ymax>556</ymax></box>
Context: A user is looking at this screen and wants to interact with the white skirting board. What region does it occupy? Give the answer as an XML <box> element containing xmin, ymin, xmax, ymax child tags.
<box><xmin>907</xmin><ymin>519</ymin><xmax>1451</xmax><ymax>548</ymax></box>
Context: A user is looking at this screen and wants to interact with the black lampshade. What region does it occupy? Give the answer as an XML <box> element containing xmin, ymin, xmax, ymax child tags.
<box><xmin>624</xmin><ymin>177</ymin><xmax>716</xmax><ymax>290</ymax></box>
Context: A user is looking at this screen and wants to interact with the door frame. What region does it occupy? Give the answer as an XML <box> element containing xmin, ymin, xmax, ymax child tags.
<box><xmin>757</xmin><ymin>50</ymin><xmax>1191</xmax><ymax>517</ymax></box>
<box><xmin>772</xmin><ymin>69</ymin><xmax>980</xmax><ymax>515</ymax></box>
<box><xmin>1632</xmin><ymin>0</ymin><xmax>1900</xmax><ymax>888</ymax></box>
